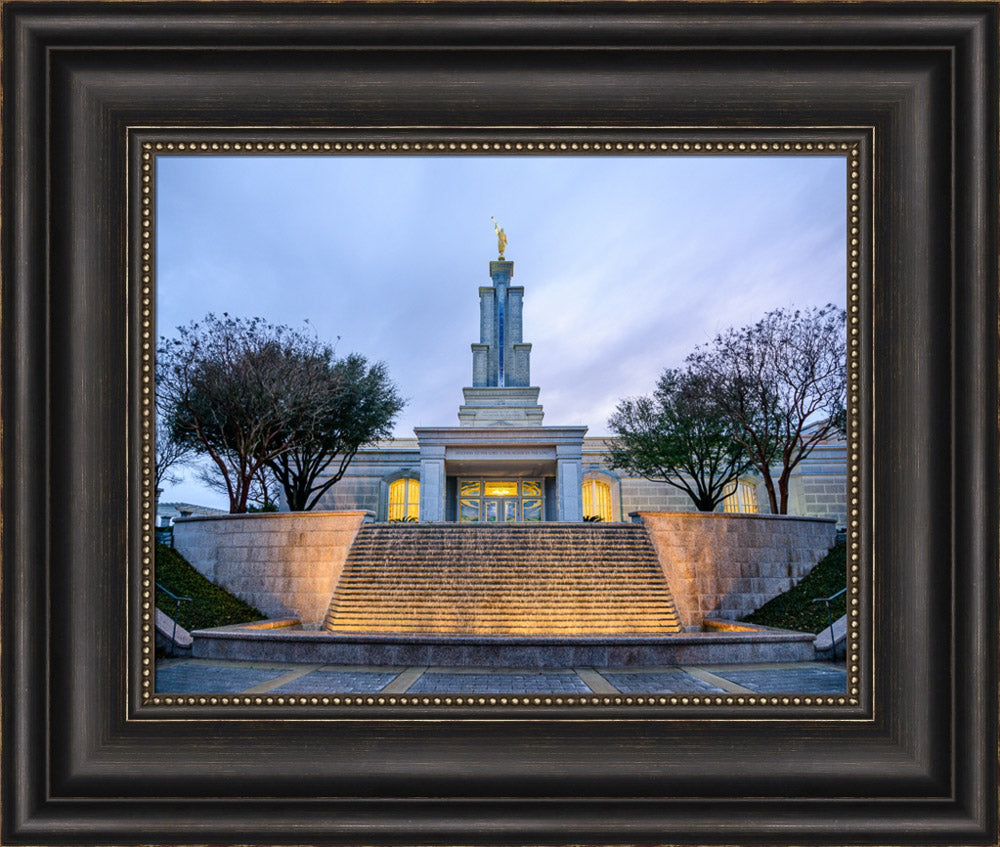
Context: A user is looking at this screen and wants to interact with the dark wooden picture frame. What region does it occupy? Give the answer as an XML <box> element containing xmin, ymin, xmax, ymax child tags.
<box><xmin>3</xmin><ymin>3</ymin><xmax>997</xmax><ymax>845</ymax></box>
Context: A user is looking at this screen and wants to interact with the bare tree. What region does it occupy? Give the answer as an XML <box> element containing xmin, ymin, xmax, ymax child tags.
<box><xmin>154</xmin><ymin>414</ymin><xmax>194</xmax><ymax>496</ymax></box>
<box><xmin>157</xmin><ymin>314</ymin><xmax>334</xmax><ymax>513</ymax></box>
<box><xmin>687</xmin><ymin>304</ymin><xmax>846</xmax><ymax>514</ymax></box>
<box><xmin>608</xmin><ymin>368</ymin><xmax>752</xmax><ymax>512</ymax></box>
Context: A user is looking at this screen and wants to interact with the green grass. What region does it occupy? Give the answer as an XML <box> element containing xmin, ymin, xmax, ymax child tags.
<box><xmin>740</xmin><ymin>541</ymin><xmax>847</xmax><ymax>633</ymax></box>
<box><xmin>154</xmin><ymin>543</ymin><xmax>265</xmax><ymax>631</ymax></box>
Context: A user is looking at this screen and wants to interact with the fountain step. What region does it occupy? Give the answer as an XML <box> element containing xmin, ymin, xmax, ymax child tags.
<box><xmin>323</xmin><ymin>627</ymin><xmax>681</xmax><ymax>632</ymax></box>
<box><xmin>328</xmin><ymin>597</ymin><xmax>678</xmax><ymax>603</ymax></box>
<box><xmin>327</xmin><ymin>593</ymin><xmax>679</xmax><ymax>602</ymax></box>
<box><xmin>324</xmin><ymin>524</ymin><xmax>683</xmax><ymax>636</ymax></box>
<box><xmin>325</xmin><ymin>614</ymin><xmax>681</xmax><ymax>620</ymax></box>
<box><xmin>326</xmin><ymin>623</ymin><xmax>683</xmax><ymax>629</ymax></box>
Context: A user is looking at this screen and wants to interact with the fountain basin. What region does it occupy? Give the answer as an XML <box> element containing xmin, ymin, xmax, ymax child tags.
<box><xmin>190</xmin><ymin>618</ymin><xmax>815</xmax><ymax>667</ymax></box>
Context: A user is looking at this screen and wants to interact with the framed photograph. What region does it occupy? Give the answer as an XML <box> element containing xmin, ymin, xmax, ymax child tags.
<box><xmin>3</xmin><ymin>3</ymin><xmax>997</xmax><ymax>846</ymax></box>
<box><xmin>150</xmin><ymin>142</ymin><xmax>855</xmax><ymax>699</ymax></box>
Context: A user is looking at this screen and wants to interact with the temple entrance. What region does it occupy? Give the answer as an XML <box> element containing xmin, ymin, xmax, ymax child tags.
<box><xmin>459</xmin><ymin>479</ymin><xmax>544</xmax><ymax>522</ymax></box>
<box><xmin>483</xmin><ymin>498</ymin><xmax>519</xmax><ymax>522</ymax></box>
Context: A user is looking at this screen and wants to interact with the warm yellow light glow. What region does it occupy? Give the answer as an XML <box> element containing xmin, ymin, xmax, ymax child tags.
<box><xmin>723</xmin><ymin>480</ymin><xmax>759</xmax><ymax>514</ymax></box>
<box><xmin>387</xmin><ymin>478</ymin><xmax>420</xmax><ymax>521</ymax></box>
<box><xmin>582</xmin><ymin>479</ymin><xmax>613</xmax><ymax>521</ymax></box>
<box><xmin>458</xmin><ymin>478</ymin><xmax>543</xmax><ymax>521</ymax></box>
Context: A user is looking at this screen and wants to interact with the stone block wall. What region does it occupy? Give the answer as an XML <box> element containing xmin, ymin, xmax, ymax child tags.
<box><xmin>787</xmin><ymin>474</ymin><xmax>848</xmax><ymax>524</ymax></box>
<box><xmin>317</xmin><ymin>476</ymin><xmax>381</xmax><ymax>514</ymax></box>
<box><xmin>635</xmin><ymin>512</ymin><xmax>837</xmax><ymax>630</ymax></box>
<box><xmin>618</xmin><ymin>477</ymin><xmax>695</xmax><ymax>515</ymax></box>
<box><xmin>173</xmin><ymin>511</ymin><xmax>372</xmax><ymax>627</ymax></box>
<box><xmin>580</xmin><ymin>437</ymin><xmax>847</xmax><ymax>523</ymax></box>
<box><xmin>310</xmin><ymin>440</ymin><xmax>420</xmax><ymax>517</ymax></box>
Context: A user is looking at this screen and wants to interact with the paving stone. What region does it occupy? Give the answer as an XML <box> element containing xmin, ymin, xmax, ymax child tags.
<box><xmin>408</xmin><ymin>672</ymin><xmax>591</xmax><ymax>694</ymax></box>
<box><xmin>155</xmin><ymin>664</ymin><xmax>284</xmax><ymax>694</ymax></box>
<box><xmin>271</xmin><ymin>670</ymin><xmax>398</xmax><ymax>694</ymax></box>
<box><xmin>605</xmin><ymin>671</ymin><xmax>725</xmax><ymax>694</ymax></box>
<box><xmin>712</xmin><ymin>666</ymin><xmax>847</xmax><ymax>693</ymax></box>
<box><xmin>154</xmin><ymin>660</ymin><xmax>847</xmax><ymax>696</ymax></box>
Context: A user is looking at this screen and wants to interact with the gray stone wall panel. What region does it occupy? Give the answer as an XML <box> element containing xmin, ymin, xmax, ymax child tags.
<box><xmin>636</xmin><ymin>512</ymin><xmax>837</xmax><ymax>630</ymax></box>
<box><xmin>172</xmin><ymin>511</ymin><xmax>372</xmax><ymax>626</ymax></box>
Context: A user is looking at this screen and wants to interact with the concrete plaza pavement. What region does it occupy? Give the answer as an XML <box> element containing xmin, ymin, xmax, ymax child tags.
<box><xmin>155</xmin><ymin>657</ymin><xmax>847</xmax><ymax>696</ymax></box>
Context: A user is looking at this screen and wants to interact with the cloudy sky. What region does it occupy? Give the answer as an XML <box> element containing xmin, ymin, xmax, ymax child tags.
<box><xmin>156</xmin><ymin>153</ymin><xmax>847</xmax><ymax>508</ymax></box>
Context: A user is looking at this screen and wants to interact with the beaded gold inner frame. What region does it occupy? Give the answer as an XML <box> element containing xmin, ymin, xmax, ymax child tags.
<box><xmin>134</xmin><ymin>130</ymin><xmax>870</xmax><ymax>714</ymax></box>
<box><xmin>8</xmin><ymin>4</ymin><xmax>995</xmax><ymax>843</ymax></box>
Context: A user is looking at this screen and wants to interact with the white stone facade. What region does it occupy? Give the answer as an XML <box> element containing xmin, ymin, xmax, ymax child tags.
<box><xmin>308</xmin><ymin>253</ymin><xmax>847</xmax><ymax>525</ymax></box>
<box><xmin>311</xmin><ymin>435</ymin><xmax>847</xmax><ymax>525</ymax></box>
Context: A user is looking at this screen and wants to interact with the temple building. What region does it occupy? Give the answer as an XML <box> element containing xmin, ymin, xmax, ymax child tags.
<box><xmin>314</xmin><ymin>250</ymin><xmax>847</xmax><ymax>525</ymax></box>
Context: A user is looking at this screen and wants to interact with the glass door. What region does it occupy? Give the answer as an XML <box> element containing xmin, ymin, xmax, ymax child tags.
<box><xmin>483</xmin><ymin>498</ymin><xmax>519</xmax><ymax>522</ymax></box>
<box><xmin>460</xmin><ymin>479</ymin><xmax>542</xmax><ymax>522</ymax></box>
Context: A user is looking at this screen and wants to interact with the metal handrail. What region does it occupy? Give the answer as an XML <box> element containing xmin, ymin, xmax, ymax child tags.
<box><xmin>811</xmin><ymin>587</ymin><xmax>847</xmax><ymax>655</ymax></box>
<box><xmin>155</xmin><ymin>582</ymin><xmax>193</xmax><ymax>653</ymax></box>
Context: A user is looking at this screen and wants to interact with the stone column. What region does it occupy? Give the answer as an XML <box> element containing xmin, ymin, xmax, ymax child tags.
<box><xmin>471</xmin><ymin>344</ymin><xmax>489</xmax><ymax>386</ymax></box>
<box><xmin>556</xmin><ymin>444</ymin><xmax>584</xmax><ymax>522</ymax></box>
<box><xmin>478</xmin><ymin>286</ymin><xmax>494</xmax><ymax>343</ymax></box>
<box><xmin>477</xmin><ymin>287</ymin><xmax>495</xmax><ymax>387</ymax></box>
<box><xmin>507</xmin><ymin>287</ymin><xmax>525</xmax><ymax>386</ymax></box>
<box><xmin>419</xmin><ymin>445</ymin><xmax>446</xmax><ymax>523</ymax></box>
<box><xmin>512</xmin><ymin>343</ymin><xmax>531</xmax><ymax>387</ymax></box>
<box><xmin>489</xmin><ymin>261</ymin><xmax>514</xmax><ymax>387</ymax></box>
<box><xmin>507</xmin><ymin>285</ymin><xmax>524</xmax><ymax>343</ymax></box>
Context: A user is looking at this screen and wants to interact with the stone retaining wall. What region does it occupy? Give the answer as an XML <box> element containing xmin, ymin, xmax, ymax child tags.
<box><xmin>634</xmin><ymin>512</ymin><xmax>837</xmax><ymax>630</ymax></box>
<box><xmin>172</xmin><ymin>509</ymin><xmax>835</xmax><ymax>634</ymax></box>
<box><xmin>172</xmin><ymin>511</ymin><xmax>372</xmax><ymax>626</ymax></box>
<box><xmin>192</xmin><ymin>626</ymin><xmax>816</xmax><ymax>666</ymax></box>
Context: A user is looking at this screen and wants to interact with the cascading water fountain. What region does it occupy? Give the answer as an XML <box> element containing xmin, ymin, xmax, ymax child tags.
<box><xmin>323</xmin><ymin>523</ymin><xmax>682</xmax><ymax>636</ymax></box>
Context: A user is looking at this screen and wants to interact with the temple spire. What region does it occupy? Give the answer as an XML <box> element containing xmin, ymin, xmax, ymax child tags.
<box><xmin>459</xmin><ymin>252</ymin><xmax>543</xmax><ymax>426</ymax></box>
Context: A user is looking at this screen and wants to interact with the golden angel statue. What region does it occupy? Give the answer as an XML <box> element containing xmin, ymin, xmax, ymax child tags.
<box><xmin>491</xmin><ymin>217</ymin><xmax>508</xmax><ymax>259</ymax></box>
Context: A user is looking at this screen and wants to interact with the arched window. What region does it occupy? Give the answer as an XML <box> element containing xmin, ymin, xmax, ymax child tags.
<box><xmin>582</xmin><ymin>478</ymin><xmax>613</xmax><ymax>522</ymax></box>
<box><xmin>723</xmin><ymin>479</ymin><xmax>759</xmax><ymax>514</ymax></box>
<box><xmin>387</xmin><ymin>478</ymin><xmax>420</xmax><ymax>521</ymax></box>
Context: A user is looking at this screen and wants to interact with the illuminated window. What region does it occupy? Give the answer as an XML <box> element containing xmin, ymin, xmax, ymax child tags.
<box><xmin>387</xmin><ymin>478</ymin><xmax>420</xmax><ymax>521</ymax></box>
<box><xmin>522</xmin><ymin>499</ymin><xmax>543</xmax><ymax>521</ymax></box>
<box><xmin>458</xmin><ymin>478</ymin><xmax>543</xmax><ymax>522</ymax></box>
<box><xmin>723</xmin><ymin>480</ymin><xmax>759</xmax><ymax>514</ymax></box>
<box><xmin>582</xmin><ymin>479</ymin><xmax>613</xmax><ymax>522</ymax></box>
<box><xmin>459</xmin><ymin>499</ymin><xmax>480</xmax><ymax>522</ymax></box>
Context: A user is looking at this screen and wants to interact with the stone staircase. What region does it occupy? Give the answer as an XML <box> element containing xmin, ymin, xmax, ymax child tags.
<box><xmin>323</xmin><ymin>524</ymin><xmax>683</xmax><ymax>636</ymax></box>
